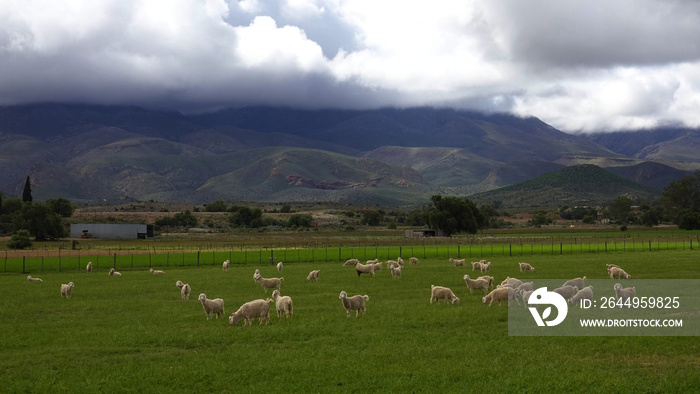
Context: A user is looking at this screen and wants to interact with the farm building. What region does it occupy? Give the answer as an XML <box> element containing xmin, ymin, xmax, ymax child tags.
<box><xmin>70</xmin><ymin>224</ymin><xmax>153</xmax><ymax>240</ymax></box>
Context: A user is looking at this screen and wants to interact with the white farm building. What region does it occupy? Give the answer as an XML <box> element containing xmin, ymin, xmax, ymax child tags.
<box><xmin>70</xmin><ymin>224</ymin><xmax>153</xmax><ymax>240</ymax></box>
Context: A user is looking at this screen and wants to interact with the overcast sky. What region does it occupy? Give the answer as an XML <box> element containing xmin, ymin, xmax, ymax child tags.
<box><xmin>2</xmin><ymin>0</ymin><xmax>700</xmax><ymax>132</ymax></box>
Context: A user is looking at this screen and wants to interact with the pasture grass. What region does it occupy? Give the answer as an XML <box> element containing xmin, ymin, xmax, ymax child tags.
<box><xmin>1</xmin><ymin>251</ymin><xmax>699</xmax><ymax>392</ymax></box>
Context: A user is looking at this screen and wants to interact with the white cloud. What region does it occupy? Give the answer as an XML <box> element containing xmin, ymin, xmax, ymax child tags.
<box><xmin>234</xmin><ymin>16</ymin><xmax>327</xmax><ymax>72</ymax></box>
<box><xmin>1</xmin><ymin>0</ymin><xmax>700</xmax><ymax>131</ymax></box>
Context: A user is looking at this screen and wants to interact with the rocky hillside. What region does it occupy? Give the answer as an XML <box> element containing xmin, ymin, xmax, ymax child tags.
<box><xmin>0</xmin><ymin>104</ymin><xmax>698</xmax><ymax>206</ymax></box>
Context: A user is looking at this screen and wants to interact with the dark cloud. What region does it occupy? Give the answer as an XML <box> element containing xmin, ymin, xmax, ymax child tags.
<box><xmin>1</xmin><ymin>0</ymin><xmax>699</xmax><ymax>132</ymax></box>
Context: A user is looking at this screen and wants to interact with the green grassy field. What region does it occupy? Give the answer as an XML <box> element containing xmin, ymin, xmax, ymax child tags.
<box><xmin>1</xmin><ymin>251</ymin><xmax>699</xmax><ymax>392</ymax></box>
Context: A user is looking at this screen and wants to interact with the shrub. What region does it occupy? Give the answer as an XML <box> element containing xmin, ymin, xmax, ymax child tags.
<box><xmin>7</xmin><ymin>230</ymin><xmax>32</xmax><ymax>249</ymax></box>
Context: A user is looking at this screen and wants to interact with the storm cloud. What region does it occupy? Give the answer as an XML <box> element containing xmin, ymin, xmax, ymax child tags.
<box><xmin>2</xmin><ymin>0</ymin><xmax>700</xmax><ymax>132</ymax></box>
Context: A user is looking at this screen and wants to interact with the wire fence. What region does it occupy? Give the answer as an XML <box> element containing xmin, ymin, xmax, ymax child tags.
<box><xmin>3</xmin><ymin>237</ymin><xmax>697</xmax><ymax>274</ymax></box>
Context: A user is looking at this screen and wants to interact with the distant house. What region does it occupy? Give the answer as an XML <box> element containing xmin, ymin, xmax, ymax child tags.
<box><xmin>404</xmin><ymin>229</ymin><xmax>443</xmax><ymax>238</ymax></box>
<box><xmin>70</xmin><ymin>224</ymin><xmax>153</xmax><ymax>240</ymax></box>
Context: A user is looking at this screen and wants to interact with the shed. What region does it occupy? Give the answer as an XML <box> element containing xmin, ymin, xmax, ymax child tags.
<box><xmin>70</xmin><ymin>224</ymin><xmax>153</xmax><ymax>240</ymax></box>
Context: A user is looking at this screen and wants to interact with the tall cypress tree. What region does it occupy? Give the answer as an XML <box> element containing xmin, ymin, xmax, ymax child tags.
<box><xmin>22</xmin><ymin>176</ymin><xmax>32</xmax><ymax>203</ymax></box>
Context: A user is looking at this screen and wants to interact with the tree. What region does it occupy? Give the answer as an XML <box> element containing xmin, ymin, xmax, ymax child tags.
<box><xmin>360</xmin><ymin>210</ymin><xmax>385</xmax><ymax>226</ymax></box>
<box><xmin>47</xmin><ymin>198</ymin><xmax>74</xmax><ymax>218</ymax></box>
<box><xmin>662</xmin><ymin>171</ymin><xmax>700</xmax><ymax>228</ymax></box>
<box><xmin>528</xmin><ymin>211</ymin><xmax>552</xmax><ymax>228</ymax></box>
<box><xmin>7</xmin><ymin>229</ymin><xmax>32</xmax><ymax>249</ymax></box>
<box><xmin>22</xmin><ymin>176</ymin><xmax>32</xmax><ymax>203</ymax></box>
<box><xmin>13</xmin><ymin>202</ymin><xmax>65</xmax><ymax>240</ymax></box>
<box><xmin>608</xmin><ymin>195</ymin><xmax>633</xmax><ymax>223</ymax></box>
<box><xmin>287</xmin><ymin>214</ymin><xmax>313</xmax><ymax>228</ymax></box>
<box><xmin>424</xmin><ymin>195</ymin><xmax>486</xmax><ymax>236</ymax></box>
<box><xmin>154</xmin><ymin>210</ymin><xmax>198</xmax><ymax>228</ymax></box>
<box><xmin>204</xmin><ymin>200</ymin><xmax>228</xmax><ymax>212</ymax></box>
<box><xmin>229</xmin><ymin>206</ymin><xmax>263</xmax><ymax>228</ymax></box>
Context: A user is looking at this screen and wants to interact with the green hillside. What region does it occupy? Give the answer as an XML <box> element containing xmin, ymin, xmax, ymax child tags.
<box><xmin>472</xmin><ymin>164</ymin><xmax>659</xmax><ymax>209</ymax></box>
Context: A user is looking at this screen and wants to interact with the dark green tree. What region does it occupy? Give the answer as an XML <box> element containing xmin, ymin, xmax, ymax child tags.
<box><xmin>47</xmin><ymin>198</ymin><xmax>75</xmax><ymax>218</ymax></box>
<box><xmin>528</xmin><ymin>211</ymin><xmax>552</xmax><ymax>228</ymax></box>
<box><xmin>608</xmin><ymin>195</ymin><xmax>633</xmax><ymax>223</ymax></box>
<box><xmin>425</xmin><ymin>195</ymin><xmax>486</xmax><ymax>236</ymax></box>
<box><xmin>662</xmin><ymin>171</ymin><xmax>700</xmax><ymax>229</ymax></box>
<box><xmin>154</xmin><ymin>210</ymin><xmax>198</xmax><ymax>228</ymax></box>
<box><xmin>22</xmin><ymin>176</ymin><xmax>32</xmax><ymax>203</ymax></box>
<box><xmin>0</xmin><ymin>197</ymin><xmax>22</xmax><ymax>215</ymax></box>
<box><xmin>360</xmin><ymin>210</ymin><xmax>385</xmax><ymax>226</ymax></box>
<box><xmin>13</xmin><ymin>202</ymin><xmax>65</xmax><ymax>241</ymax></box>
<box><xmin>204</xmin><ymin>200</ymin><xmax>228</xmax><ymax>212</ymax></box>
<box><xmin>229</xmin><ymin>206</ymin><xmax>263</xmax><ymax>228</ymax></box>
<box><xmin>287</xmin><ymin>214</ymin><xmax>313</xmax><ymax>228</ymax></box>
<box><xmin>7</xmin><ymin>229</ymin><xmax>32</xmax><ymax>249</ymax></box>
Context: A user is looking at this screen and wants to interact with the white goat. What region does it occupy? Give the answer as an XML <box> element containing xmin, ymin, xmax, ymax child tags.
<box><xmin>613</xmin><ymin>283</ymin><xmax>636</xmax><ymax>302</ymax></box>
<box><xmin>150</xmin><ymin>268</ymin><xmax>165</xmax><ymax>275</ymax></box>
<box><xmin>353</xmin><ymin>261</ymin><xmax>375</xmax><ymax>277</ymax></box>
<box><xmin>520</xmin><ymin>289</ymin><xmax>535</xmax><ymax>307</ymax></box>
<box><xmin>450</xmin><ymin>258</ymin><xmax>466</xmax><ymax>267</ymax></box>
<box><xmin>276</xmin><ymin>261</ymin><xmax>283</xmax><ymax>272</ymax></box>
<box><xmin>390</xmin><ymin>265</ymin><xmax>402</xmax><ymax>279</ymax></box>
<box><xmin>498</xmin><ymin>277</ymin><xmax>523</xmax><ymax>289</ymax></box>
<box><xmin>477</xmin><ymin>275</ymin><xmax>494</xmax><ymax>289</ymax></box>
<box><xmin>339</xmin><ymin>291</ymin><xmax>369</xmax><ymax>317</ymax></box>
<box><xmin>222</xmin><ymin>260</ymin><xmax>230</xmax><ymax>271</ymax></box>
<box><xmin>562</xmin><ymin>276</ymin><xmax>586</xmax><ymax>289</ymax></box>
<box><xmin>254</xmin><ymin>272</ymin><xmax>284</xmax><ymax>292</ymax></box>
<box><xmin>430</xmin><ymin>285</ymin><xmax>460</xmax><ymax>305</ymax></box>
<box><xmin>386</xmin><ymin>260</ymin><xmax>400</xmax><ymax>269</ymax></box>
<box><xmin>60</xmin><ymin>282</ymin><xmax>74</xmax><ymax>298</ymax></box>
<box><xmin>27</xmin><ymin>275</ymin><xmax>43</xmax><ymax>283</ymax></box>
<box><xmin>409</xmin><ymin>257</ymin><xmax>419</xmax><ymax>265</ymax></box>
<box><xmin>306</xmin><ymin>270</ymin><xmax>320</xmax><ymax>281</ymax></box>
<box><xmin>271</xmin><ymin>289</ymin><xmax>293</xmax><ymax>318</ymax></box>
<box><xmin>609</xmin><ymin>267</ymin><xmax>631</xmax><ymax>279</ymax></box>
<box><xmin>108</xmin><ymin>268</ymin><xmax>121</xmax><ymax>276</ymax></box>
<box><xmin>343</xmin><ymin>258</ymin><xmax>360</xmax><ymax>267</ymax></box>
<box><xmin>570</xmin><ymin>286</ymin><xmax>594</xmax><ymax>305</ymax></box>
<box><xmin>198</xmin><ymin>293</ymin><xmax>225</xmax><ymax>320</ymax></box>
<box><xmin>86</xmin><ymin>261</ymin><xmax>93</xmax><ymax>273</ymax></box>
<box><xmin>229</xmin><ymin>299</ymin><xmax>273</xmax><ymax>326</ymax></box>
<box><xmin>553</xmin><ymin>285</ymin><xmax>579</xmax><ymax>301</ymax></box>
<box><xmin>463</xmin><ymin>275</ymin><xmax>490</xmax><ymax>294</ymax></box>
<box><xmin>519</xmin><ymin>262</ymin><xmax>535</xmax><ymax>272</ymax></box>
<box><xmin>482</xmin><ymin>287</ymin><xmax>510</xmax><ymax>306</ymax></box>
<box><xmin>175</xmin><ymin>280</ymin><xmax>191</xmax><ymax>300</ymax></box>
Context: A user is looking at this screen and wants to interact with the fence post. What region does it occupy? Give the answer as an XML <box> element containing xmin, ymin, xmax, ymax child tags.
<box><xmin>113</xmin><ymin>253</ymin><xmax>116</xmax><ymax>269</ymax></box>
<box><xmin>457</xmin><ymin>245</ymin><xmax>460</xmax><ymax>258</ymax></box>
<box><xmin>197</xmin><ymin>251</ymin><xmax>200</xmax><ymax>267</ymax></box>
<box><xmin>22</xmin><ymin>256</ymin><xmax>25</xmax><ymax>274</ymax></box>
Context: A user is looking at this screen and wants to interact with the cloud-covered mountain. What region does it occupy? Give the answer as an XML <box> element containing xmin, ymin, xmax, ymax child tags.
<box><xmin>0</xmin><ymin>104</ymin><xmax>697</xmax><ymax>206</ymax></box>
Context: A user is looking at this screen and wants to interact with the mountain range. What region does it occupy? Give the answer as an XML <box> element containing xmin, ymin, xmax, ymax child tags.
<box><xmin>0</xmin><ymin>103</ymin><xmax>698</xmax><ymax>207</ymax></box>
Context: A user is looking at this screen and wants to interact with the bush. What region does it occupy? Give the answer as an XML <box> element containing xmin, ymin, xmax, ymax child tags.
<box><xmin>7</xmin><ymin>230</ymin><xmax>32</xmax><ymax>249</ymax></box>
